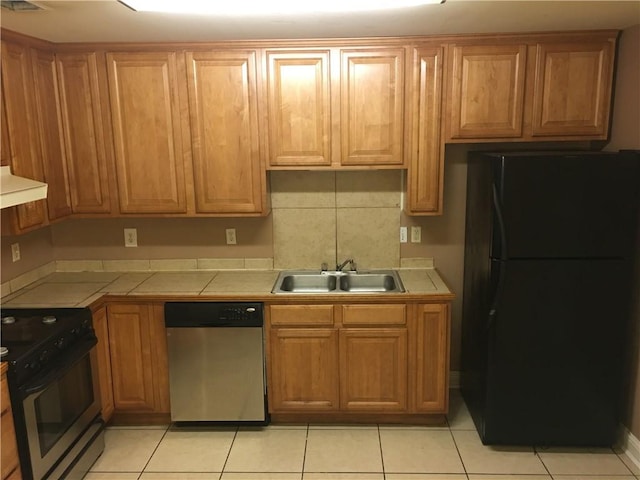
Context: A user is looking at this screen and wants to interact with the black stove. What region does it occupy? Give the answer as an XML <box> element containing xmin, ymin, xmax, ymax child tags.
<box><xmin>0</xmin><ymin>307</ymin><xmax>94</xmax><ymax>387</ymax></box>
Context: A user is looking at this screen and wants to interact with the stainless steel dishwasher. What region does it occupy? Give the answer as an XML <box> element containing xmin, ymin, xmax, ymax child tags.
<box><xmin>164</xmin><ymin>302</ymin><xmax>267</xmax><ymax>423</ymax></box>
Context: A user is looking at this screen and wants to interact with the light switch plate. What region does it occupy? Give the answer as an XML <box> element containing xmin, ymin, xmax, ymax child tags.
<box><xmin>400</xmin><ymin>227</ymin><xmax>407</xmax><ymax>243</ymax></box>
<box><xmin>11</xmin><ymin>243</ymin><xmax>20</xmax><ymax>262</ymax></box>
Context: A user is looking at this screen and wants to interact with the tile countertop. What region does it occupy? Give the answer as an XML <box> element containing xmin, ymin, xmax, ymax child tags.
<box><xmin>0</xmin><ymin>269</ymin><xmax>454</xmax><ymax>309</ymax></box>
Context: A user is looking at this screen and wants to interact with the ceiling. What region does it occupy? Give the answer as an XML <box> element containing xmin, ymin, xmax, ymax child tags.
<box><xmin>0</xmin><ymin>0</ymin><xmax>639</xmax><ymax>43</ymax></box>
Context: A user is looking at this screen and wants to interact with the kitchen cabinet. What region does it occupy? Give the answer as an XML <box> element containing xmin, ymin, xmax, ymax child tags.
<box><xmin>448</xmin><ymin>43</ymin><xmax>527</xmax><ymax>139</ymax></box>
<box><xmin>106</xmin><ymin>303</ymin><xmax>170</xmax><ymax>423</ymax></box>
<box><xmin>268</xmin><ymin>305</ymin><xmax>339</xmax><ymax>411</ymax></box>
<box><xmin>265</xmin><ymin>47</ymin><xmax>405</xmax><ymax>168</ymax></box>
<box><xmin>31</xmin><ymin>48</ymin><xmax>72</xmax><ymax>221</ymax></box>
<box><xmin>106</xmin><ymin>51</ymin><xmax>189</xmax><ymax>214</ymax></box>
<box><xmin>1</xmin><ymin>363</ymin><xmax>21</xmax><ymax>480</ymax></box>
<box><xmin>56</xmin><ymin>51</ymin><xmax>114</xmax><ymax>214</ymax></box>
<box><xmin>531</xmin><ymin>39</ymin><xmax>614</xmax><ymax>137</ymax></box>
<box><xmin>1</xmin><ymin>40</ymin><xmax>48</xmax><ymax>234</ymax></box>
<box><xmin>414</xmin><ymin>303</ymin><xmax>450</xmax><ymax>412</ymax></box>
<box><xmin>265</xmin><ymin>49</ymin><xmax>332</xmax><ymax>167</ymax></box>
<box><xmin>92</xmin><ymin>306</ymin><xmax>114</xmax><ymax>423</ymax></box>
<box><xmin>267</xmin><ymin>302</ymin><xmax>446</xmax><ymax>419</ymax></box>
<box><xmin>186</xmin><ymin>50</ymin><xmax>267</xmax><ymax>214</ymax></box>
<box><xmin>406</xmin><ymin>46</ymin><xmax>444</xmax><ymax>214</ymax></box>
<box><xmin>446</xmin><ymin>32</ymin><xmax>616</xmax><ymax>142</ymax></box>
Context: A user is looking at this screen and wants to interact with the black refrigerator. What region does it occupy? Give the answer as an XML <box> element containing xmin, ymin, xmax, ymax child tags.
<box><xmin>461</xmin><ymin>150</ymin><xmax>639</xmax><ymax>447</ymax></box>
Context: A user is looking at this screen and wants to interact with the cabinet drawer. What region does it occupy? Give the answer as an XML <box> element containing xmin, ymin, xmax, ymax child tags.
<box><xmin>342</xmin><ymin>304</ymin><xmax>406</xmax><ymax>325</ymax></box>
<box><xmin>270</xmin><ymin>305</ymin><xmax>334</xmax><ymax>326</ymax></box>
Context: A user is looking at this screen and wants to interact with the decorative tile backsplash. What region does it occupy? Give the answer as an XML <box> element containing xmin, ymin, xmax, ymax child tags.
<box><xmin>271</xmin><ymin>170</ymin><xmax>403</xmax><ymax>270</ymax></box>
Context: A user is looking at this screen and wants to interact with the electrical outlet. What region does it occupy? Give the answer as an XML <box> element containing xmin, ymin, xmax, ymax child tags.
<box><xmin>410</xmin><ymin>226</ymin><xmax>422</xmax><ymax>243</ymax></box>
<box><xmin>400</xmin><ymin>227</ymin><xmax>407</xmax><ymax>243</ymax></box>
<box><xmin>124</xmin><ymin>228</ymin><xmax>138</xmax><ymax>247</ymax></box>
<box><xmin>225</xmin><ymin>228</ymin><xmax>237</xmax><ymax>245</ymax></box>
<box><xmin>11</xmin><ymin>243</ymin><xmax>20</xmax><ymax>262</ymax></box>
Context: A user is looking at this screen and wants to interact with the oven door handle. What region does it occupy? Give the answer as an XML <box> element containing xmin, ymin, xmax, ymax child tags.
<box><xmin>20</xmin><ymin>335</ymin><xmax>97</xmax><ymax>397</ymax></box>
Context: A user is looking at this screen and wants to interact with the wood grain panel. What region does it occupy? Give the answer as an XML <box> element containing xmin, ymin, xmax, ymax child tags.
<box><xmin>186</xmin><ymin>50</ymin><xmax>264</xmax><ymax>213</ymax></box>
<box><xmin>1</xmin><ymin>365</ymin><xmax>21</xmax><ymax>480</ymax></box>
<box><xmin>340</xmin><ymin>48</ymin><xmax>405</xmax><ymax>166</ymax></box>
<box><xmin>414</xmin><ymin>303</ymin><xmax>450</xmax><ymax>412</ymax></box>
<box><xmin>107</xmin><ymin>52</ymin><xmax>187</xmax><ymax>213</ymax></box>
<box><xmin>269</xmin><ymin>328</ymin><xmax>339</xmax><ymax>411</ymax></box>
<box><xmin>56</xmin><ymin>52</ymin><xmax>112</xmax><ymax>213</ymax></box>
<box><xmin>92</xmin><ymin>306</ymin><xmax>114</xmax><ymax>422</ymax></box>
<box><xmin>342</xmin><ymin>304</ymin><xmax>406</xmax><ymax>325</ymax></box>
<box><xmin>1</xmin><ymin>41</ymin><xmax>47</xmax><ymax>231</ymax></box>
<box><xmin>266</xmin><ymin>50</ymin><xmax>331</xmax><ymax>166</ymax></box>
<box><xmin>531</xmin><ymin>41</ymin><xmax>613</xmax><ymax>137</ymax></box>
<box><xmin>450</xmin><ymin>44</ymin><xmax>526</xmax><ymax>138</ymax></box>
<box><xmin>407</xmin><ymin>46</ymin><xmax>444</xmax><ymax>214</ymax></box>
<box><xmin>31</xmin><ymin>48</ymin><xmax>72</xmax><ymax>221</ymax></box>
<box><xmin>270</xmin><ymin>304</ymin><xmax>334</xmax><ymax>326</ymax></box>
<box><xmin>339</xmin><ymin>328</ymin><xmax>407</xmax><ymax>411</ymax></box>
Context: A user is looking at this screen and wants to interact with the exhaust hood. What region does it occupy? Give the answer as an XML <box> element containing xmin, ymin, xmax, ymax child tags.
<box><xmin>0</xmin><ymin>166</ymin><xmax>48</xmax><ymax>209</ymax></box>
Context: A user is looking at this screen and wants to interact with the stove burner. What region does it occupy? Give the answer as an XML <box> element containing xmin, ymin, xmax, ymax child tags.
<box><xmin>0</xmin><ymin>346</ymin><xmax>8</xmax><ymax>357</ymax></box>
<box><xmin>2</xmin><ymin>316</ymin><xmax>16</xmax><ymax>324</ymax></box>
<box><xmin>42</xmin><ymin>315</ymin><xmax>57</xmax><ymax>325</ymax></box>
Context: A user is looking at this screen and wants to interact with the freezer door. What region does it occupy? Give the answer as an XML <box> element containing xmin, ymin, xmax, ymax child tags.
<box><xmin>492</xmin><ymin>152</ymin><xmax>639</xmax><ymax>259</ymax></box>
<box><xmin>483</xmin><ymin>258</ymin><xmax>629</xmax><ymax>446</ymax></box>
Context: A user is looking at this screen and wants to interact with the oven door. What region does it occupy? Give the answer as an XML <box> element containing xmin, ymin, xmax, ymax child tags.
<box><xmin>19</xmin><ymin>335</ymin><xmax>102</xmax><ymax>480</ymax></box>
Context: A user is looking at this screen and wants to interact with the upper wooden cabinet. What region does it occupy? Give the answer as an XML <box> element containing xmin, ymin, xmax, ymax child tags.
<box><xmin>449</xmin><ymin>44</ymin><xmax>527</xmax><ymax>139</ymax></box>
<box><xmin>56</xmin><ymin>51</ymin><xmax>114</xmax><ymax>214</ymax></box>
<box><xmin>186</xmin><ymin>50</ymin><xmax>266</xmax><ymax>214</ymax></box>
<box><xmin>265</xmin><ymin>47</ymin><xmax>405</xmax><ymax>169</ymax></box>
<box><xmin>340</xmin><ymin>48</ymin><xmax>406</xmax><ymax>167</ymax></box>
<box><xmin>531</xmin><ymin>40</ymin><xmax>614</xmax><ymax>137</ymax></box>
<box><xmin>31</xmin><ymin>48</ymin><xmax>73</xmax><ymax>221</ymax></box>
<box><xmin>406</xmin><ymin>46</ymin><xmax>444</xmax><ymax>215</ymax></box>
<box><xmin>265</xmin><ymin>49</ymin><xmax>332</xmax><ymax>167</ymax></box>
<box><xmin>1</xmin><ymin>41</ymin><xmax>48</xmax><ymax>233</ymax></box>
<box><xmin>446</xmin><ymin>32</ymin><xmax>617</xmax><ymax>142</ymax></box>
<box><xmin>106</xmin><ymin>52</ymin><xmax>188</xmax><ymax>214</ymax></box>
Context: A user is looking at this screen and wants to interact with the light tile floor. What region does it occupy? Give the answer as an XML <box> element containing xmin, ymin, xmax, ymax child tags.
<box><xmin>87</xmin><ymin>391</ymin><xmax>640</xmax><ymax>480</ymax></box>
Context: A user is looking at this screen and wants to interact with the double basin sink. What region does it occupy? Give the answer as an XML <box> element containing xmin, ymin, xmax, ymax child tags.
<box><xmin>272</xmin><ymin>270</ymin><xmax>405</xmax><ymax>294</ymax></box>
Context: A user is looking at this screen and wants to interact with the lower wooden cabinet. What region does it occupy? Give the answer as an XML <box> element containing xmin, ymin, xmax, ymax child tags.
<box><xmin>92</xmin><ymin>306</ymin><xmax>114</xmax><ymax>423</ymax></box>
<box><xmin>267</xmin><ymin>302</ymin><xmax>450</xmax><ymax>419</ymax></box>
<box><xmin>103</xmin><ymin>303</ymin><xmax>170</xmax><ymax>423</ymax></box>
<box><xmin>1</xmin><ymin>363</ymin><xmax>21</xmax><ymax>480</ymax></box>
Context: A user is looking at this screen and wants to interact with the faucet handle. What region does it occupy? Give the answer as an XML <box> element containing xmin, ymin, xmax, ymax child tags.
<box><xmin>321</xmin><ymin>262</ymin><xmax>328</xmax><ymax>272</ymax></box>
<box><xmin>350</xmin><ymin>261</ymin><xmax>357</xmax><ymax>272</ymax></box>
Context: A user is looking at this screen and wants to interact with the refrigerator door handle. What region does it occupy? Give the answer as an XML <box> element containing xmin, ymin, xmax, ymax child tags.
<box><xmin>492</xmin><ymin>182</ymin><xmax>508</xmax><ymax>260</ymax></box>
<box><xmin>489</xmin><ymin>183</ymin><xmax>508</xmax><ymax>329</ymax></box>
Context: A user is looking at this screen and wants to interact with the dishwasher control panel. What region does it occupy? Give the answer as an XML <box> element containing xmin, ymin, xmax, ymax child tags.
<box><xmin>164</xmin><ymin>302</ymin><xmax>264</xmax><ymax>328</ymax></box>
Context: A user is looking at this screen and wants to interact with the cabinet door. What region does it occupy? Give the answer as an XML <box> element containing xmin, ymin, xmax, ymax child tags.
<box><xmin>269</xmin><ymin>328</ymin><xmax>339</xmax><ymax>412</ymax></box>
<box><xmin>56</xmin><ymin>52</ymin><xmax>113</xmax><ymax>213</ymax></box>
<box><xmin>106</xmin><ymin>303</ymin><xmax>170</xmax><ymax>414</ymax></box>
<box><xmin>266</xmin><ymin>50</ymin><xmax>332</xmax><ymax>167</ymax></box>
<box><xmin>107</xmin><ymin>52</ymin><xmax>188</xmax><ymax>213</ymax></box>
<box><xmin>186</xmin><ymin>50</ymin><xmax>265</xmax><ymax>213</ymax></box>
<box><xmin>1</xmin><ymin>368</ymin><xmax>21</xmax><ymax>480</ymax></box>
<box><xmin>407</xmin><ymin>46</ymin><xmax>444</xmax><ymax>215</ymax></box>
<box><xmin>531</xmin><ymin>40</ymin><xmax>614</xmax><ymax>137</ymax></box>
<box><xmin>31</xmin><ymin>49</ymin><xmax>72</xmax><ymax>221</ymax></box>
<box><xmin>339</xmin><ymin>328</ymin><xmax>408</xmax><ymax>411</ymax></box>
<box><xmin>1</xmin><ymin>41</ymin><xmax>47</xmax><ymax>232</ymax></box>
<box><xmin>92</xmin><ymin>306</ymin><xmax>114</xmax><ymax>422</ymax></box>
<box><xmin>414</xmin><ymin>303</ymin><xmax>450</xmax><ymax>412</ymax></box>
<box><xmin>449</xmin><ymin>44</ymin><xmax>527</xmax><ymax>139</ymax></box>
<box><xmin>340</xmin><ymin>48</ymin><xmax>405</xmax><ymax>166</ymax></box>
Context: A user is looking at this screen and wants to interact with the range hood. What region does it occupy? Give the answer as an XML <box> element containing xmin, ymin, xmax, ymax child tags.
<box><xmin>0</xmin><ymin>166</ymin><xmax>48</xmax><ymax>209</ymax></box>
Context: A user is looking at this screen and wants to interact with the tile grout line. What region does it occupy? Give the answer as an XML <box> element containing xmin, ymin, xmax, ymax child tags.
<box><xmin>301</xmin><ymin>423</ymin><xmax>309</xmax><ymax>479</ymax></box>
<box><xmin>219</xmin><ymin>426</ymin><xmax>239</xmax><ymax>477</ymax></box>
<box><xmin>448</xmin><ymin>425</ymin><xmax>470</xmax><ymax>479</ymax></box>
<box><xmin>137</xmin><ymin>424</ymin><xmax>171</xmax><ymax>479</ymax></box>
<box><xmin>377</xmin><ymin>423</ymin><xmax>387</xmax><ymax>480</ymax></box>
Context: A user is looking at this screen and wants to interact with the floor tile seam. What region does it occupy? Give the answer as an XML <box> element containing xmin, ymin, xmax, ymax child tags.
<box><xmin>533</xmin><ymin>445</ymin><xmax>554</xmax><ymax>478</ymax></box>
<box><xmin>376</xmin><ymin>424</ymin><xmax>386</xmax><ymax>478</ymax></box>
<box><xmin>137</xmin><ymin>426</ymin><xmax>171</xmax><ymax>475</ymax></box>
<box><xmin>449</xmin><ymin>427</ymin><xmax>469</xmax><ymax>477</ymax></box>
<box><xmin>301</xmin><ymin>424</ymin><xmax>310</xmax><ymax>474</ymax></box>
<box><xmin>219</xmin><ymin>427</ymin><xmax>240</xmax><ymax>476</ymax></box>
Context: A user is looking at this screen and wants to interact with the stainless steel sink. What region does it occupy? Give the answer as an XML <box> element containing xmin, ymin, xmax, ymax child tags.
<box><xmin>272</xmin><ymin>270</ymin><xmax>405</xmax><ymax>294</ymax></box>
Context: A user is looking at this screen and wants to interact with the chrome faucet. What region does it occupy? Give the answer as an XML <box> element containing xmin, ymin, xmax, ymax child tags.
<box><xmin>336</xmin><ymin>258</ymin><xmax>356</xmax><ymax>272</ymax></box>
